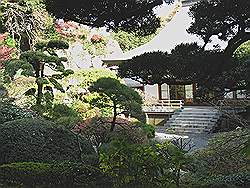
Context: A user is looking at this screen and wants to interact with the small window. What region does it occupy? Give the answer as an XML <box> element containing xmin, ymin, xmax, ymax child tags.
<box><xmin>160</xmin><ymin>84</ymin><xmax>169</xmax><ymax>99</ymax></box>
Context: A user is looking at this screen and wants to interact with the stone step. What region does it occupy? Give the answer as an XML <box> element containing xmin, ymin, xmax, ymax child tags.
<box><xmin>181</xmin><ymin>108</ymin><xmax>219</xmax><ymax>112</ymax></box>
<box><xmin>167</xmin><ymin>127</ymin><xmax>211</xmax><ymax>134</ymax></box>
<box><xmin>167</xmin><ymin>118</ymin><xmax>217</xmax><ymax>122</ymax></box>
<box><xmin>171</xmin><ymin>114</ymin><xmax>219</xmax><ymax>119</ymax></box>
<box><xmin>164</xmin><ymin>106</ymin><xmax>221</xmax><ymax>133</ymax></box>
<box><xmin>166</xmin><ymin>123</ymin><xmax>216</xmax><ymax>127</ymax></box>
<box><xmin>169</xmin><ymin>117</ymin><xmax>218</xmax><ymax>122</ymax></box>
<box><xmin>175</xmin><ymin>111</ymin><xmax>220</xmax><ymax>115</ymax></box>
<box><xmin>166</xmin><ymin>121</ymin><xmax>215</xmax><ymax>126</ymax></box>
<box><xmin>168</xmin><ymin>124</ymin><xmax>213</xmax><ymax>129</ymax></box>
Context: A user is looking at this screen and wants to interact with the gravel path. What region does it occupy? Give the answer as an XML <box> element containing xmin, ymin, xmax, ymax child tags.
<box><xmin>156</xmin><ymin>127</ymin><xmax>214</xmax><ymax>151</ymax></box>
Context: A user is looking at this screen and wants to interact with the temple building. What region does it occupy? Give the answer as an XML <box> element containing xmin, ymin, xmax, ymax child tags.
<box><xmin>102</xmin><ymin>1</ymin><xmax>247</xmax><ymax>127</ymax></box>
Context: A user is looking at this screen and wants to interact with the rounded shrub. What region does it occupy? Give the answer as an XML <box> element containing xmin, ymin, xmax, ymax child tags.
<box><xmin>0</xmin><ymin>118</ymin><xmax>95</xmax><ymax>165</ymax></box>
<box><xmin>55</xmin><ymin>116</ymin><xmax>82</xmax><ymax>130</ymax></box>
<box><xmin>0</xmin><ymin>162</ymin><xmax>112</xmax><ymax>188</ymax></box>
<box><xmin>50</xmin><ymin>103</ymin><xmax>79</xmax><ymax>120</ymax></box>
<box><xmin>135</xmin><ymin>121</ymin><xmax>155</xmax><ymax>138</ymax></box>
<box><xmin>73</xmin><ymin>117</ymin><xmax>148</xmax><ymax>150</ymax></box>
<box><xmin>0</xmin><ymin>101</ymin><xmax>35</xmax><ymax>124</ymax></box>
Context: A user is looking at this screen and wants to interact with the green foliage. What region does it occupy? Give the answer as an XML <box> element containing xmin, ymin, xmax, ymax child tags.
<box><xmin>111</xmin><ymin>3</ymin><xmax>180</xmax><ymax>51</ymax></box>
<box><xmin>74</xmin><ymin>117</ymin><xmax>148</xmax><ymax>152</ymax></box>
<box><xmin>45</xmin><ymin>0</ymin><xmax>162</xmax><ymax>35</ymax></box>
<box><xmin>202</xmin><ymin>171</ymin><xmax>250</xmax><ymax>188</ymax></box>
<box><xmin>119</xmin><ymin>43</ymin><xmax>247</xmax><ymax>99</ymax></box>
<box><xmin>188</xmin><ymin>0</ymin><xmax>250</xmax><ymax>56</ymax></box>
<box><xmin>118</xmin><ymin>51</ymin><xmax>169</xmax><ymax>85</ymax></box>
<box><xmin>193</xmin><ymin>129</ymin><xmax>248</xmax><ymax>175</ymax></box>
<box><xmin>0</xmin><ymin>0</ymin><xmax>48</xmax><ymax>50</ymax></box>
<box><xmin>4</xmin><ymin>40</ymin><xmax>73</xmax><ymax>113</ymax></box>
<box><xmin>56</xmin><ymin>69</ymin><xmax>118</xmax><ymax>119</ymax></box>
<box><xmin>99</xmin><ymin>139</ymin><xmax>190</xmax><ymax>187</ymax></box>
<box><xmin>44</xmin><ymin>24</ymin><xmax>60</xmax><ymax>40</ymax></box>
<box><xmin>0</xmin><ymin>74</ymin><xmax>37</xmax><ymax>108</ymax></box>
<box><xmin>234</xmin><ymin>40</ymin><xmax>250</xmax><ymax>63</ymax></box>
<box><xmin>0</xmin><ymin>118</ymin><xmax>94</xmax><ymax>165</ymax></box>
<box><xmin>89</xmin><ymin>77</ymin><xmax>143</xmax><ymax>120</ymax></box>
<box><xmin>0</xmin><ymin>161</ymin><xmax>112</xmax><ymax>188</ymax></box>
<box><xmin>0</xmin><ymin>100</ymin><xmax>36</xmax><ymax>124</ymax></box>
<box><xmin>183</xmin><ymin>171</ymin><xmax>250</xmax><ymax>188</ymax></box>
<box><xmin>112</xmin><ymin>29</ymin><xmax>156</xmax><ymax>52</ymax></box>
<box><xmin>135</xmin><ymin>121</ymin><xmax>155</xmax><ymax>138</ymax></box>
<box><xmin>183</xmin><ymin>129</ymin><xmax>249</xmax><ymax>187</ymax></box>
<box><xmin>84</xmin><ymin>38</ymin><xmax>108</xmax><ymax>56</ymax></box>
<box><xmin>64</xmin><ymin>68</ymin><xmax>118</xmax><ymax>89</ymax></box>
<box><xmin>1</xmin><ymin>35</ymin><xmax>16</xmax><ymax>48</ymax></box>
<box><xmin>49</xmin><ymin>103</ymin><xmax>80</xmax><ymax>120</ymax></box>
<box><xmin>55</xmin><ymin>116</ymin><xmax>82</xmax><ymax>131</ymax></box>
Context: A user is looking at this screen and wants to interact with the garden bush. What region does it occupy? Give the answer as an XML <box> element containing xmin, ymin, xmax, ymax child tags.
<box><xmin>49</xmin><ymin>103</ymin><xmax>80</xmax><ymax>120</ymax></box>
<box><xmin>203</xmin><ymin>171</ymin><xmax>250</xmax><ymax>188</ymax></box>
<box><xmin>182</xmin><ymin>129</ymin><xmax>249</xmax><ymax>187</ymax></box>
<box><xmin>0</xmin><ymin>161</ymin><xmax>112</xmax><ymax>188</ymax></box>
<box><xmin>190</xmin><ymin>129</ymin><xmax>248</xmax><ymax>176</ymax></box>
<box><xmin>0</xmin><ymin>100</ymin><xmax>35</xmax><ymax>124</ymax></box>
<box><xmin>183</xmin><ymin>171</ymin><xmax>250</xmax><ymax>188</ymax></box>
<box><xmin>100</xmin><ymin>139</ymin><xmax>190</xmax><ymax>187</ymax></box>
<box><xmin>55</xmin><ymin>116</ymin><xmax>82</xmax><ymax>130</ymax></box>
<box><xmin>135</xmin><ymin>121</ymin><xmax>155</xmax><ymax>139</ymax></box>
<box><xmin>73</xmin><ymin>117</ymin><xmax>148</xmax><ymax>151</ymax></box>
<box><xmin>0</xmin><ymin>118</ymin><xmax>95</xmax><ymax>165</ymax></box>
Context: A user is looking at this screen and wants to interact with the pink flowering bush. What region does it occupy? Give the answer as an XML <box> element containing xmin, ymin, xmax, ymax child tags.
<box><xmin>73</xmin><ymin>117</ymin><xmax>148</xmax><ymax>152</ymax></box>
<box><xmin>90</xmin><ymin>34</ymin><xmax>103</xmax><ymax>43</ymax></box>
<box><xmin>0</xmin><ymin>33</ymin><xmax>16</xmax><ymax>67</ymax></box>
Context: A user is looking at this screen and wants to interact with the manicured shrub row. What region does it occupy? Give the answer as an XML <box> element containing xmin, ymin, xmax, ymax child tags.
<box><xmin>0</xmin><ymin>162</ymin><xmax>113</xmax><ymax>188</ymax></box>
<box><xmin>203</xmin><ymin>171</ymin><xmax>250</xmax><ymax>188</ymax></box>
<box><xmin>0</xmin><ymin>118</ymin><xmax>94</xmax><ymax>165</ymax></box>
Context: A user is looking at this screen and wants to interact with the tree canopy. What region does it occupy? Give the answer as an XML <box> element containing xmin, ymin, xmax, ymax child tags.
<box><xmin>118</xmin><ymin>43</ymin><xmax>248</xmax><ymax>99</ymax></box>
<box><xmin>188</xmin><ymin>0</ymin><xmax>250</xmax><ymax>57</ymax></box>
<box><xmin>89</xmin><ymin>77</ymin><xmax>143</xmax><ymax>131</ymax></box>
<box><xmin>44</xmin><ymin>0</ymin><xmax>163</xmax><ymax>36</ymax></box>
<box><xmin>119</xmin><ymin>43</ymin><xmax>231</xmax><ymax>85</ymax></box>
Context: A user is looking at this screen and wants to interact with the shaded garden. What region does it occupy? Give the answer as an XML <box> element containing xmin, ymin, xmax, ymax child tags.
<box><xmin>0</xmin><ymin>0</ymin><xmax>249</xmax><ymax>187</ymax></box>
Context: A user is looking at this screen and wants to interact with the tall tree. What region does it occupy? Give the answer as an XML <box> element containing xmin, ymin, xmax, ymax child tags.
<box><xmin>44</xmin><ymin>0</ymin><xmax>163</xmax><ymax>36</ymax></box>
<box><xmin>187</xmin><ymin>0</ymin><xmax>250</xmax><ymax>57</ymax></box>
<box><xmin>4</xmin><ymin>40</ymin><xmax>73</xmax><ymax>112</ymax></box>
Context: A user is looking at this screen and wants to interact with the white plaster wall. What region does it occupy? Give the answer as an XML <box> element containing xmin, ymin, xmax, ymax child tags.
<box><xmin>144</xmin><ymin>84</ymin><xmax>159</xmax><ymax>100</ymax></box>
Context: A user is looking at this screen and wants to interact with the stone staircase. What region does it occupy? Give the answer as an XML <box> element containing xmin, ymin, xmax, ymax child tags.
<box><xmin>164</xmin><ymin>106</ymin><xmax>221</xmax><ymax>133</ymax></box>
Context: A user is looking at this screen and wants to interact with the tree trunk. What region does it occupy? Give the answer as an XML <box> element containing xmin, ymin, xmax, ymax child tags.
<box><xmin>176</xmin><ymin>168</ymin><xmax>180</xmax><ymax>187</ymax></box>
<box><xmin>36</xmin><ymin>64</ymin><xmax>44</xmax><ymax>108</ymax></box>
<box><xmin>37</xmin><ymin>78</ymin><xmax>43</xmax><ymax>107</ymax></box>
<box><xmin>20</xmin><ymin>34</ymin><xmax>31</xmax><ymax>52</ymax></box>
<box><xmin>110</xmin><ymin>103</ymin><xmax>117</xmax><ymax>132</ymax></box>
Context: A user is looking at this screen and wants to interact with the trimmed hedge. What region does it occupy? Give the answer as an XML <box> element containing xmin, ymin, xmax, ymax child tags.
<box><xmin>186</xmin><ymin>171</ymin><xmax>250</xmax><ymax>188</ymax></box>
<box><xmin>0</xmin><ymin>162</ymin><xmax>112</xmax><ymax>187</ymax></box>
<box><xmin>0</xmin><ymin>118</ymin><xmax>95</xmax><ymax>165</ymax></box>
<box><xmin>203</xmin><ymin>171</ymin><xmax>250</xmax><ymax>188</ymax></box>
